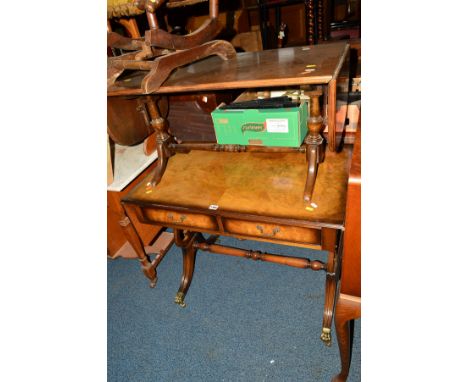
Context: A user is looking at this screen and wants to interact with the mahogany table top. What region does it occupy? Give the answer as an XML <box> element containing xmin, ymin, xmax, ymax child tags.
<box><xmin>108</xmin><ymin>42</ymin><xmax>349</xmax><ymax>96</ymax></box>
<box><xmin>124</xmin><ymin>145</ymin><xmax>352</xmax><ymax>228</ymax></box>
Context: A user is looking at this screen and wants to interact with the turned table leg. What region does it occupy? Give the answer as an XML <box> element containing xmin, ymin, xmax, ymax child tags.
<box><xmin>331</xmin><ymin>295</ymin><xmax>361</xmax><ymax>382</ymax></box>
<box><xmin>120</xmin><ymin>206</ymin><xmax>158</xmax><ymax>288</ymax></box>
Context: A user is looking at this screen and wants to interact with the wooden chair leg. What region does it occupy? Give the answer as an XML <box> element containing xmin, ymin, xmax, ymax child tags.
<box><xmin>332</xmin><ymin>295</ymin><xmax>361</xmax><ymax>382</ymax></box>
<box><xmin>117</xmin><ymin>17</ymin><xmax>141</xmax><ymax>38</ymax></box>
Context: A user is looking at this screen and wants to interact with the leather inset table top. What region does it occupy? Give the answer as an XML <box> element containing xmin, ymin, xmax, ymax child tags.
<box><xmin>124</xmin><ymin>146</ymin><xmax>352</xmax><ymax>227</ymax></box>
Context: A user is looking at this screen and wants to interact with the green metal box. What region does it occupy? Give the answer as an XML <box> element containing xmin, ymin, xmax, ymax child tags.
<box><xmin>211</xmin><ymin>101</ymin><xmax>308</xmax><ymax>147</ymax></box>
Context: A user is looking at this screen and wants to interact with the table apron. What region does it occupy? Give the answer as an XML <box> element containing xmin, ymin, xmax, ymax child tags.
<box><xmin>129</xmin><ymin>204</ymin><xmax>335</xmax><ymax>249</ymax></box>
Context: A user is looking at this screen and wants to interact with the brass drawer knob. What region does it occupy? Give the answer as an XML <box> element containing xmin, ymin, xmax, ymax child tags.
<box><xmin>167</xmin><ymin>213</ymin><xmax>187</xmax><ymax>224</ymax></box>
<box><xmin>256</xmin><ymin>225</ymin><xmax>280</xmax><ymax>237</ymax></box>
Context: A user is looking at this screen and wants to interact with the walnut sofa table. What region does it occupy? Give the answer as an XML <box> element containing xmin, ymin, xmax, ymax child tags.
<box><xmin>110</xmin><ymin>41</ymin><xmax>352</xmax><ymax>348</ymax></box>
<box><xmin>122</xmin><ymin>145</ymin><xmax>352</xmax><ymax>346</ymax></box>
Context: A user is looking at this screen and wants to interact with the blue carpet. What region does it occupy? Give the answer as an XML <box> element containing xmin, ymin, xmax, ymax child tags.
<box><xmin>108</xmin><ymin>235</ymin><xmax>360</xmax><ymax>382</ymax></box>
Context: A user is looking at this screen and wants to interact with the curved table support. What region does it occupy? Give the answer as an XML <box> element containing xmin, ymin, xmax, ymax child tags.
<box><xmin>303</xmin><ymin>143</ymin><xmax>321</xmax><ymax>203</ymax></box>
<box><xmin>137</xmin><ymin>96</ymin><xmax>175</xmax><ymax>186</ymax></box>
<box><xmin>320</xmin><ymin>248</ymin><xmax>338</xmax><ymax>346</ymax></box>
<box><xmin>331</xmin><ymin>295</ymin><xmax>361</xmax><ymax>382</ymax></box>
<box><xmin>173</xmin><ymin>230</ymin><xmax>204</xmax><ymax>307</ymax></box>
<box><xmin>320</xmin><ymin>228</ymin><xmax>342</xmax><ymax>346</ymax></box>
<box><xmin>150</xmin><ymin>136</ymin><xmax>173</xmax><ymax>186</ymax></box>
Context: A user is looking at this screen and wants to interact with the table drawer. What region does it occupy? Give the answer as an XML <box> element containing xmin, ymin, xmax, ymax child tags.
<box><xmin>223</xmin><ymin>218</ymin><xmax>321</xmax><ymax>245</ymax></box>
<box><xmin>142</xmin><ymin>208</ymin><xmax>218</xmax><ymax>231</ymax></box>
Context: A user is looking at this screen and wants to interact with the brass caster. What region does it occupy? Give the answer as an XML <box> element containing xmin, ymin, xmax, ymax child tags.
<box><xmin>321</xmin><ymin>327</ymin><xmax>332</xmax><ymax>346</ymax></box>
<box><xmin>174</xmin><ymin>292</ymin><xmax>186</xmax><ymax>308</ymax></box>
<box><xmin>149</xmin><ymin>278</ymin><xmax>157</xmax><ymax>288</ymax></box>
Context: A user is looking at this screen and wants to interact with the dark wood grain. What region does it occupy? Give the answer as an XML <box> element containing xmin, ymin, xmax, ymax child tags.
<box><xmin>107</xmin><ymin>96</ymin><xmax>155</xmax><ymax>146</ymax></box>
<box><xmin>321</xmin><ymin>227</ymin><xmax>341</xmax><ymax>346</ymax></box>
<box><xmin>145</xmin><ymin>18</ymin><xmax>221</xmax><ymax>49</ymax></box>
<box><xmin>107</xmin><ymin>32</ymin><xmax>144</xmax><ymax>50</ymax></box>
<box><xmin>108</xmin><ymin>42</ymin><xmax>349</xmax><ymax>96</ymax></box>
<box><xmin>166</xmin><ymin>92</ymin><xmax>235</xmax><ymax>142</ymax></box>
<box><xmin>194</xmin><ymin>241</ymin><xmax>326</xmax><ymax>270</ymax></box>
<box><xmin>173</xmin><ymin>229</ymin><xmax>200</xmax><ymax>307</ymax></box>
<box><xmin>332</xmin><ymin>294</ymin><xmax>361</xmax><ymax>382</ymax></box>
<box><xmin>332</xmin><ymin>122</ymin><xmax>361</xmax><ymax>382</ymax></box>
<box><xmin>108</xmin><ymin>42</ymin><xmax>349</xmax><ymax>153</ymax></box>
<box><xmin>340</xmin><ymin>123</ymin><xmax>361</xmax><ymax>297</ymax></box>
<box><xmin>326</xmin><ymin>78</ymin><xmax>337</xmax><ymax>150</ymax></box>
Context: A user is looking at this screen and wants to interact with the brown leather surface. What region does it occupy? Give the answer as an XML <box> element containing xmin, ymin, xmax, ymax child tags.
<box><xmin>125</xmin><ymin>145</ymin><xmax>352</xmax><ymax>226</ymax></box>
